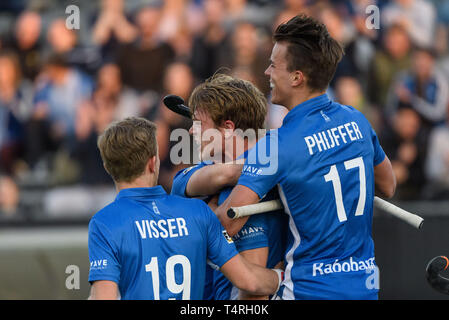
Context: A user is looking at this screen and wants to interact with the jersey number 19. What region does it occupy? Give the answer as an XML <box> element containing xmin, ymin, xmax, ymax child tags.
<box><xmin>145</xmin><ymin>255</ymin><xmax>191</xmax><ymax>300</ymax></box>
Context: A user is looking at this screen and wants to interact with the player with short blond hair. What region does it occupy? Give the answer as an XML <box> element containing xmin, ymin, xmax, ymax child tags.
<box><xmin>171</xmin><ymin>74</ymin><xmax>287</xmax><ymax>300</ymax></box>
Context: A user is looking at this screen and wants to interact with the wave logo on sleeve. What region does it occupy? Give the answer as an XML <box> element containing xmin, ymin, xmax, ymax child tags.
<box><xmin>90</xmin><ymin>259</ymin><xmax>108</xmax><ymax>270</ymax></box>
<box><xmin>222</xmin><ymin>230</ymin><xmax>234</xmax><ymax>244</ymax></box>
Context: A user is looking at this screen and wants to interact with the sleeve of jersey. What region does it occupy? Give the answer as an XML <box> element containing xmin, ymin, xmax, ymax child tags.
<box><xmin>233</xmin><ymin>215</ymin><xmax>269</xmax><ymax>252</ymax></box>
<box><xmin>237</xmin><ymin>131</ymin><xmax>281</xmax><ymax>199</ymax></box>
<box><xmin>371</xmin><ymin>127</ymin><xmax>386</xmax><ymax>166</ymax></box>
<box><xmin>204</xmin><ymin>204</ymin><xmax>239</xmax><ymax>268</ymax></box>
<box><xmin>88</xmin><ymin>218</ymin><xmax>121</xmax><ymax>284</ymax></box>
<box><xmin>170</xmin><ymin>163</ymin><xmax>206</xmax><ymax>197</ymax></box>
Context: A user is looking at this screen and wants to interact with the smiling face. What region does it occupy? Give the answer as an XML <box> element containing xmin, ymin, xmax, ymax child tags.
<box><xmin>190</xmin><ymin>108</ymin><xmax>225</xmax><ymax>161</ymax></box>
<box><xmin>265</xmin><ymin>42</ymin><xmax>295</xmax><ymax>108</ymax></box>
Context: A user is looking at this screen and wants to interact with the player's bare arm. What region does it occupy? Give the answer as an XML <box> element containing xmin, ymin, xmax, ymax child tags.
<box><xmin>186</xmin><ymin>163</ymin><xmax>243</xmax><ymax>197</ymax></box>
<box><xmin>215</xmin><ymin>185</ymin><xmax>260</xmax><ymax>236</ymax></box>
<box><xmin>220</xmin><ymin>253</ymin><xmax>281</xmax><ymax>296</ymax></box>
<box><xmin>374</xmin><ymin>156</ymin><xmax>397</xmax><ymax>199</ymax></box>
<box><xmin>89</xmin><ymin>280</ymin><xmax>119</xmax><ymax>300</ymax></box>
<box><xmin>238</xmin><ymin>247</ymin><xmax>270</xmax><ymax>300</ymax></box>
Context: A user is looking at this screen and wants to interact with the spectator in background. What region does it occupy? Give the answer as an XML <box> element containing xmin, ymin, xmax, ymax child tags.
<box><xmin>432</xmin><ymin>0</ymin><xmax>449</xmax><ymax>55</ymax></box>
<box><xmin>158</xmin><ymin>0</ymin><xmax>188</xmax><ymax>42</ymax></box>
<box><xmin>91</xmin><ymin>0</ymin><xmax>138</xmax><ymax>62</ymax></box>
<box><xmin>316</xmin><ymin>4</ymin><xmax>361</xmax><ymax>88</ymax></box>
<box><xmin>382</xmin><ymin>0</ymin><xmax>437</xmax><ymax>50</ymax></box>
<box><xmin>222</xmin><ymin>0</ymin><xmax>275</xmax><ymax>28</ymax></box>
<box><xmin>276</xmin><ymin>0</ymin><xmax>311</xmax><ymax>21</ymax></box>
<box><xmin>46</xmin><ymin>18</ymin><xmax>101</xmax><ymax>76</ymax></box>
<box><xmin>0</xmin><ymin>174</ymin><xmax>22</xmax><ymax>220</ymax></box>
<box><xmin>190</xmin><ymin>0</ymin><xmax>231</xmax><ymax>81</ymax></box>
<box><xmin>72</xmin><ymin>92</ymin><xmax>114</xmax><ymax>186</ymax></box>
<box><xmin>154</xmin><ymin>61</ymin><xmax>194</xmax><ymax>191</ymax></box>
<box><xmin>424</xmin><ymin>106</ymin><xmax>449</xmax><ymax>200</ymax></box>
<box><xmin>386</xmin><ymin>47</ymin><xmax>449</xmax><ymax>130</ymax></box>
<box><xmin>25</xmin><ymin>54</ymin><xmax>93</xmax><ymax>177</ymax></box>
<box><xmin>116</xmin><ymin>4</ymin><xmax>175</xmax><ymax>94</ymax></box>
<box><xmin>0</xmin><ymin>51</ymin><xmax>33</xmax><ymax>175</ymax></box>
<box><xmin>380</xmin><ymin>107</ymin><xmax>428</xmax><ymax>200</ymax></box>
<box><xmin>332</xmin><ymin>0</ymin><xmax>379</xmax><ymax>85</ymax></box>
<box><xmin>158</xmin><ymin>0</ymin><xmax>199</xmax><ymax>62</ymax></box>
<box><xmin>70</xmin><ymin>62</ymin><xmax>143</xmax><ymax>186</ymax></box>
<box><xmin>220</xmin><ymin>21</ymin><xmax>270</xmax><ymax>96</ymax></box>
<box><xmin>367</xmin><ymin>24</ymin><xmax>412</xmax><ymax>112</ymax></box>
<box><xmin>3</xmin><ymin>10</ymin><xmax>43</xmax><ymax>81</ymax></box>
<box><xmin>334</xmin><ymin>76</ymin><xmax>381</xmax><ymax>131</ymax></box>
<box><xmin>93</xmin><ymin>63</ymin><xmax>143</xmax><ymax>120</ymax></box>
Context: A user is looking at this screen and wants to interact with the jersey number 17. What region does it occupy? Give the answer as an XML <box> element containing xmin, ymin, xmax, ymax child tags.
<box><xmin>324</xmin><ymin>156</ymin><xmax>366</xmax><ymax>222</ymax></box>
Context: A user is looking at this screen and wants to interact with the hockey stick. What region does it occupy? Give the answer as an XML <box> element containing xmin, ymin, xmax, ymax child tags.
<box><xmin>426</xmin><ymin>256</ymin><xmax>449</xmax><ymax>295</ymax></box>
<box><xmin>227</xmin><ymin>196</ymin><xmax>424</xmax><ymax>230</ymax></box>
<box><xmin>163</xmin><ymin>94</ymin><xmax>191</xmax><ymax>119</ymax></box>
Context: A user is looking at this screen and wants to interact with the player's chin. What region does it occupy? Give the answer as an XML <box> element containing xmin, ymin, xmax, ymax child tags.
<box><xmin>270</xmin><ymin>92</ymin><xmax>281</xmax><ymax>106</ymax></box>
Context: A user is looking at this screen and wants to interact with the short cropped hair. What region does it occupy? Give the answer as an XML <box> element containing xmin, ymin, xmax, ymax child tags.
<box><xmin>97</xmin><ymin>117</ymin><xmax>157</xmax><ymax>183</ymax></box>
<box><xmin>188</xmin><ymin>73</ymin><xmax>267</xmax><ymax>131</ymax></box>
<box><xmin>273</xmin><ymin>14</ymin><xmax>344</xmax><ymax>92</ymax></box>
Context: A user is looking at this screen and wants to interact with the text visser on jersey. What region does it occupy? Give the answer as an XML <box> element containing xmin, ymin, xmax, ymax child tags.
<box><xmin>88</xmin><ymin>186</ymin><xmax>238</xmax><ymax>300</ymax></box>
<box><xmin>238</xmin><ymin>94</ymin><xmax>385</xmax><ymax>300</ymax></box>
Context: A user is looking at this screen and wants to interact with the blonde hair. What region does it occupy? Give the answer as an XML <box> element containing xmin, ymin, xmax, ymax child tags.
<box><xmin>97</xmin><ymin>117</ymin><xmax>157</xmax><ymax>183</ymax></box>
<box><xmin>188</xmin><ymin>73</ymin><xmax>267</xmax><ymax>131</ymax></box>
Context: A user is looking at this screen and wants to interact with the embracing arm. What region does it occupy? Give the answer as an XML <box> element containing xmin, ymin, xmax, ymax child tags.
<box><xmin>215</xmin><ymin>185</ymin><xmax>260</xmax><ymax>236</ymax></box>
<box><xmin>220</xmin><ymin>253</ymin><xmax>280</xmax><ymax>296</ymax></box>
<box><xmin>186</xmin><ymin>163</ymin><xmax>243</xmax><ymax>197</ymax></box>
<box><xmin>238</xmin><ymin>247</ymin><xmax>270</xmax><ymax>300</ymax></box>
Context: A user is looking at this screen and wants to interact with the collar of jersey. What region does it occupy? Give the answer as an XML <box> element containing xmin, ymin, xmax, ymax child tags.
<box><xmin>116</xmin><ymin>186</ymin><xmax>167</xmax><ymax>200</ymax></box>
<box><xmin>282</xmin><ymin>93</ymin><xmax>331</xmax><ymax>126</ymax></box>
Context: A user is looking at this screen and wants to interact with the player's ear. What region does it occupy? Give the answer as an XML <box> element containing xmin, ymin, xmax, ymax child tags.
<box><xmin>147</xmin><ymin>156</ymin><xmax>157</xmax><ymax>174</ymax></box>
<box><xmin>291</xmin><ymin>70</ymin><xmax>304</xmax><ymax>87</ymax></box>
<box><xmin>102</xmin><ymin>162</ymin><xmax>111</xmax><ymax>176</ymax></box>
<box><xmin>222</xmin><ymin>120</ymin><xmax>235</xmax><ymax>139</ymax></box>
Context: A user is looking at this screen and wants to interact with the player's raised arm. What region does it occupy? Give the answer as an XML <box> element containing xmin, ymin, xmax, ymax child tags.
<box><xmin>215</xmin><ymin>185</ymin><xmax>260</xmax><ymax>236</ymax></box>
<box><xmin>186</xmin><ymin>163</ymin><xmax>243</xmax><ymax>197</ymax></box>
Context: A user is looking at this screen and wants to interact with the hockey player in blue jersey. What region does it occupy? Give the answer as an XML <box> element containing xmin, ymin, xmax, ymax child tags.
<box><xmin>215</xmin><ymin>15</ymin><xmax>397</xmax><ymax>300</ymax></box>
<box><xmin>87</xmin><ymin>117</ymin><xmax>283</xmax><ymax>300</ymax></box>
<box><xmin>171</xmin><ymin>74</ymin><xmax>288</xmax><ymax>300</ymax></box>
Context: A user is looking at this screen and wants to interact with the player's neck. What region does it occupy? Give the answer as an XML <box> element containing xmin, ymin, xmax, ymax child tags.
<box><xmin>115</xmin><ymin>175</ymin><xmax>158</xmax><ymax>193</ymax></box>
<box><xmin>287</xmin><ymin>90</ymin><xmax>325</xmax><ymax>111</ymax></box>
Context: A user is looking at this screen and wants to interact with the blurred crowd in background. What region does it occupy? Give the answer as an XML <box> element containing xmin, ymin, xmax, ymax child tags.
<box><xmin>0</xmin><ymin>0</ymin><xmax>448</xmax><ymax>222</ymax></box>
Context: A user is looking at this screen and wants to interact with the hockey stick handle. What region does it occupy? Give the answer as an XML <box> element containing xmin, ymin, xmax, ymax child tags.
<box><xmin>227</xmin><ymin>200</ymin><xmax>283</xmax><ymax>219</ymax></box>
<box><xmin>227</xmin><ymin>196</ymin><xmax>424</xmax><ymax>230</ymax></box>
<box><xmin>373</xmin><ymin>196</ymin><xmax>423</xmax><ymax>229</ymax></box>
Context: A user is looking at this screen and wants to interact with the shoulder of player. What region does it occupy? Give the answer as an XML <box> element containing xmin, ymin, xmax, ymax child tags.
<box><xmin>173</xmin><ymin>161</ymin><xmax>213</xmax><ymax>180</ymax></box>
<box><xmin>164</xmin><ymin>194</ymin><xmax>211</xmax><ymax>212</ymax></box>
<box><xmin>89</xmin><ymin>199</ymin><xmax>134</xmax><ymax>229</ymax></box>
<box><xmin>331</xmin><ymin>101</ymin><xmax>373</xmax><ymax>131</ymax></box>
